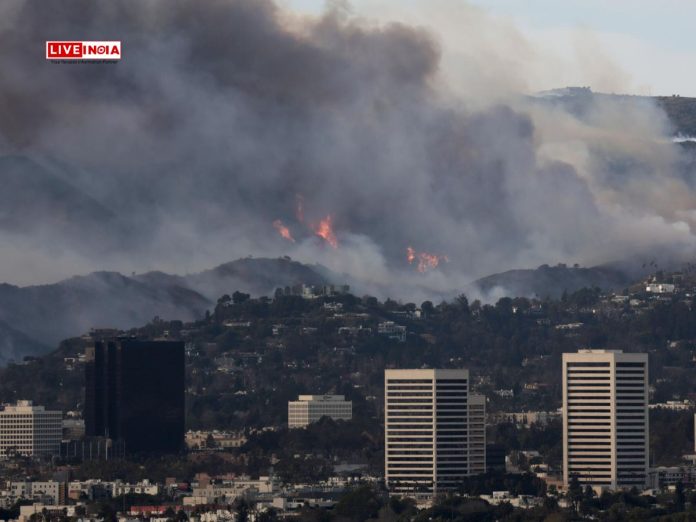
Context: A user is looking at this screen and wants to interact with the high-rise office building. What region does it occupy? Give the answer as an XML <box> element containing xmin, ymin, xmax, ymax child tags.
<box><xmin>0</xmin><ymin>400</ymin><xmax>62</xmax><ymax>457</ymax></box>
<box><xmin>85</xmin><ymin>339</ymin><xmax>185</xmax><ymax>454</ymax></box>
<box><xmin>384</xmin><ymin>368</ymin><xmax>486</xmax><ymax>498</ymax></box>
<box><xmin>562</xmin><ymin>349</ymin><xmax>648</xmax><ymax>490</ymax></box>
<box><xmin>288</xmin><ymin>395</ymin><xmax>352</xmax><ymax>428</ymax></box>
<box><xmin>468</xmin><ymin>393</ymin><xmax>486</xmax><ymax>474</ymax></box>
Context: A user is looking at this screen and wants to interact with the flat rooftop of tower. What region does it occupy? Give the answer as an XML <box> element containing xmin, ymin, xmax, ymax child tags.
<box><xmin>578</xmin><ymin>349</ymin><xmax>623</xmax><ymax>354</ymax></box>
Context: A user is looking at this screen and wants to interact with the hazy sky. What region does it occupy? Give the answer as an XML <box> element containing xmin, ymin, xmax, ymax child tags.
<box><xmin>282</xmin><ymin>0</ymin><xmax>696</xmax><ymax>97</ymax></box>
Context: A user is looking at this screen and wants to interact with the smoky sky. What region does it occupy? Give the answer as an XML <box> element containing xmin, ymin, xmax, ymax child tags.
<box><xmin>0</xmin><ymin>0</ymin><xmax>695</xmax><ymax>299</ymax></box>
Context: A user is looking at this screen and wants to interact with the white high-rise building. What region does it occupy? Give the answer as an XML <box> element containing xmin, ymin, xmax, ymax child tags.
<box><xmin>563</xmin><ymin>350</ymin><xmax>649</xmax><ymax>490</ymax></box>
<box><xmin>468</xmin><ymin>393</ymin><xmax>486</xmax><ymax>474</ymax></box>
<box><xmin>384</xmin><ymin>369</ymin><xmax>486</xmax><ymax>498</ymax></box>
<box><xmin>0</xmin><ymin>400</ymin><xmax>63</xmax><ymax>458</ymax></box>
<box><xmin>288</xmin><ymin>395</ymin><xmax>352</xmax><ymax>428</ymax></box>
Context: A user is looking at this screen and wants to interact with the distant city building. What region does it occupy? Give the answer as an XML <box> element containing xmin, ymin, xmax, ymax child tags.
<box><xmin>645</xmin><ymin>283</ymin><xmax>675</xmax><ymax>294</ymax></box>
<box><xmin>489</xmin><ymin>411</ymin><xmax>561</xmax><ymax>428</ymax></box>
<box><xmin>62</xmin><ymin>419</ymin><xmax>85</xmax><ymax>441</ymax></box>
<box><xmin>60</xmin><ymin>437</ymin><xmax>125</xmax><ymax>461</ymax></box>
<box><xmin>276</xmin><ymin>284</ymin><xmax>350</xmax><ymax>300</ymax></box>
<box><xmin>288</xmin><ymin>395</ymin><xmax>352</xmax><ymax>428</ymax></box>
<box><xmin>0</xmin><ymin>400</ymin><xmax>62</xmax><ymax>458</ymax></box>
<box><xmin>384</xmin><ymin>368</ymin><xmax>486</xmax><ymax>499</ymax></box>
<box><xmin>562</xmin><ymin>349</ymin><xmax>648</xmax><ymax>491</ymax></box>
<box><xmin>648</xmin><ymin>466</ymin><xmax>696</xmax><ymax>490</ymax></box>
<box><xmin>648</xmin><ymin>400</ymin><xmax>693</xmax><ymax>411</ymax></box>
<box><xmin>377</xmin><ymin>322</ymin><xmax>407</xmax><ymax>342</ymax></box>
<box><xmin>84</xmin><ymin>339</ymin><xmax>185</xmax><ymax>454</ymax></box>
<box><xmin>185</xmin><ymin>430</ymin><xmax>248</xmax><ymax>450</ymax></box>
<box><xmin>469</xmin><ymin>394</ymin><xmax>486</xmax><ymax>474</ymax></box>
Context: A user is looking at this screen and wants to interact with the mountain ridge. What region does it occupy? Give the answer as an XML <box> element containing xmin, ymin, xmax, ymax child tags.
<box><xmin>0</xmin><ymin>257</ymin><xmax>334</xmax><ymax>365</ymax></box>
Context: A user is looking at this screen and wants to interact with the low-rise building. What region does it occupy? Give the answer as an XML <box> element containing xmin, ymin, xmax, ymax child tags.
<box><xmin>649</xmin><ymin>400</ymin><xmax>693</xmax><ymax>411</ymax></box>
<box><xmin>646</xmin><ymin>283</ymin><xmax>676</xmax><ymax>294</ymax></box>
<box><xmin>377</xmin><ymin>322</ymin><xmax>406</xmax><ymax>342</ymax></box>
<box><xmin>186</xmin><ymin>430</ymin><xmax>248</xmax><ymax>450</ymax></box>
<box><xmin>288</xmin><ymin>395</ymin><xmax>352</xmax><ymax>428</ymax></box>
<box><xmin>648</xmin><ymin>466</ymin><xmax>696</xmax><ymax>489</ymax></box>
<box><xmin>489</xmin><ymin>411</ymin><xmax>561</xmax><ymax>427</ymax></box>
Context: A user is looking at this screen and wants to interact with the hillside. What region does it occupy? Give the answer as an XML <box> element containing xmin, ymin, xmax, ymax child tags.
<box><xmin>0</xmin><ymin>257</ymin><xmax>332</xmax><ymax>364</ymax></box>
<box><xmin>474</xmin><ymin>263</ymin><xmax>635</xmax><ymax>299</ymax></box>
<box><xmin>657</xmin><ymin>95</ymin><xmax>696</xmax><ymax>136</ymax></box>
<box><xmin>183</xmin><ymin>257</ymin><xmax>329</xmax><ymax>299</ymax></box>
<box><xmin>0</xmin><ymin>320</ymin><xmax>48</xmax><ymax>366</ymax></box>
<box><xmin>535</xmin><ymin>87</ymin><xmax>696</xmax><ymax>137</ymax></box>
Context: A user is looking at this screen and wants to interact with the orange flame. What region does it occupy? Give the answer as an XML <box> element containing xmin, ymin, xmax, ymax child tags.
<box><xmin>273</xmin><ymin>219</ymin><xmax>295</xmax><ymax>242</ymax></box>
<box><xmin>407</xmin><ymin>246</ymin><xmax>448</xmax><ymax>273</ymax></box>
<box><xmin>313</xmin><ymin>215</ymin><xmax>338</xmax><ymax>248</ymax></box>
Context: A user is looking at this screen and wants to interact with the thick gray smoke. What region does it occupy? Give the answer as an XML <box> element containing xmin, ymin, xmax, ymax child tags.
<box><xmin>0</xmin><ymin>0</ymin><xmax>695</xmax><ymax>300</ymax></box>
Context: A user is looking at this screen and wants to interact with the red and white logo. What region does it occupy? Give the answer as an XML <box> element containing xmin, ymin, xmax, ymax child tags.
<box><xmin>46</xmin><ymin>41</ymin><xmax>121</xmax><ymax>60</ymax></box>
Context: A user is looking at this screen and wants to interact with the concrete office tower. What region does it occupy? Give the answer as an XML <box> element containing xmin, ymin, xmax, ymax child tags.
<box><xmin>563</xmin><ymin>349</ymin><xmax>649</xmax><ymax>490</ymax></box>
<box><xmin>384</xmin><ymin>369</ymin><xmax>485</xmax><ymax>498</ymax></box>
<box><xmin>288</xmin><ymin>395</ymin><xmax>352</xmax><ymax>428</ymax></box>
<box><xmin>84</xmin><ymin>339</ymin><xmax>185</xmax><ymax>454</ymax></box>
<box><xmin>0</xmin><ymin>400</ymin><xmax>62</xmax><ymax>457</ymax></box>
<box><xmin>468</xmin><ymin>394</ymin><xmax>486</xmax><ymax>474</ymax></box>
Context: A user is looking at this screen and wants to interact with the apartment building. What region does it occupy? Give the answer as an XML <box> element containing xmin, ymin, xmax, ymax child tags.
<box><xmin>384</xmin><ymin>368</ymin><xmax>486</xmax><ymax>498</ymax></box>
<box><xmin>562</xmin><ymin>349</ymin><xmax>649</xmax><ymax>490</ymax></box>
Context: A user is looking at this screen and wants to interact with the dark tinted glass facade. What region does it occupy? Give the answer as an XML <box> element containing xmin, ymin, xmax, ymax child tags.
<box><xmin>85</xmin><ymin>339</ymin><xmax>185</xmax><ymax>454</ymax></box>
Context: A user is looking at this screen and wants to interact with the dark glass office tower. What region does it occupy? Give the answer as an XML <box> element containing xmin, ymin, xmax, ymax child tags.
<box><xmin>85</xmin><ymin>339</ymin><xmax>185</xmax><ymax>454</ymax></box>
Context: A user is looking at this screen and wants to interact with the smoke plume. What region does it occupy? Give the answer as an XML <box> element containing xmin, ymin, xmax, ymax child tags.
<box><xmin>0</xmin><ymin>0</ymin><xmax>694</xmax><ymax>301</ymax></box>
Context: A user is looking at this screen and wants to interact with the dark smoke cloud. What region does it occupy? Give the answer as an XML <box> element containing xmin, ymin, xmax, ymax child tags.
<box><xmin>0</xmin><ymin>0</ymin><xmax>694</xmax><ymax>300</ymax></box>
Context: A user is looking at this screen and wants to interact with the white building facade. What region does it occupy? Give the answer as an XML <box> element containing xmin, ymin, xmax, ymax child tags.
<box><xmin>384</xmin><ymin>369</ymin><xmax>486</xmax><ymax>499</ymax></box>
<box><xmin>468</xmin><ymin>393</ymin><xmax>486</xmax><ymax>474</ymax></box>
<box><xmin>288</xmin><ymin>395</ymin><xmax>352</xmax><ymax>428</ymax></box>
<box><xmin>562</xmin><ymin>350</ymin><xmax>649</xmax><ymax>490</ymax></box>
<box><xmin>0</xmin><ymin>401</ymin><xmax>62</xmax><ymax>458</ymax></box>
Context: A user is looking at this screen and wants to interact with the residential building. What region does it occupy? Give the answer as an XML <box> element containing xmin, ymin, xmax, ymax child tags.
<box><xmin>288</xmin><ymin>395</ymin><xmax>352</xmax><ymax>428</ymax></box>
<box><xmin>562</xmin><ymin>349</ymin><xmax>649</xmax><ymax>490</ymax></box>
<box><xmin>648</xmin><ymin>466</ymin><xmax>696</xmax><ymax>490</ymax></box>
<box><xmin>489</xmin><ymin>411</ymin><xmax>561</xmax><ymax>428</ymax></box>
<box><xmin>649</xmin><ymin>400</ymin><xmax>693</xmax><ymax>411</ymax></box>
<box><xmin>0</xmin><ymin>401</ymin><xmax>62</xmax><ymax>458</ymax></box>
<box><xmin>186</xmin><ymin>430</ymin><xmax>248</xmax><ymax>450</ymax></box>
<box><xmin>377</xmin><ymin>322</ymin><xmax>407</xmax><ymax>342</ymax></box>
<box><xmin>645</xmin><ymin>283</ymin><xmax>675</xmax><ymax>294</ymax></box>
<box><xmin>84</xmin><ymin>339</ymin><xmax>185</xmax><ymax>454</ymax></box>
<box><xmin>384</xmin><ymin>368</ymin><xmax>486</xmax><ymax>499</ymax></box>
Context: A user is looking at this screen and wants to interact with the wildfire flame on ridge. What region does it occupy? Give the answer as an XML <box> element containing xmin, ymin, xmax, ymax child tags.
<box><xmin>313</xmin><ymin>215</ymin><xmax>338</xmax><ymax>248</ymax></box>
<box><xmin>272</xmin><ymin>194</ymin><xmax>338</xmax><ymax>248</ymax></box>
<box><xmin>407</xmin><ymin>246</ymin><xmax>448</xmax><ymax>273</ymax></box>
<box><xmin>273</xmin><ymin>219</ymin><xmax>295</xmax><ymax>242</ymax></box>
